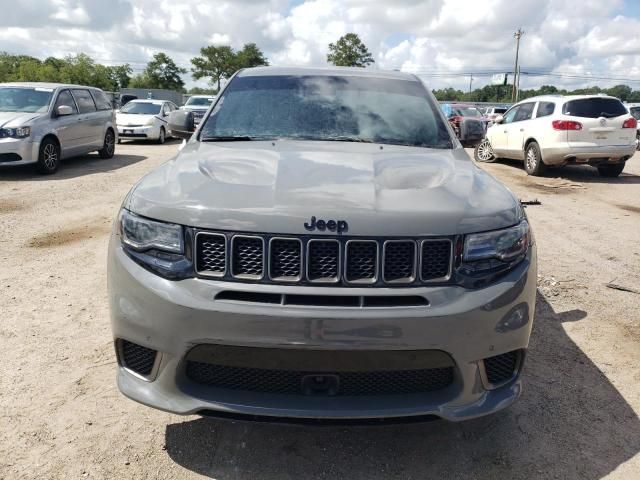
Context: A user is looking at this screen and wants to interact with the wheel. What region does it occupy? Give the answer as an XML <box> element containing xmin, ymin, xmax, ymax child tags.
<box><xmin>524</xmin><ymin>141</ymin><xmax>546</xmax><ymax>176</ymax></box>
<box><xmin>597</xmin><ymin>163</ymin><xmax>625</xmax><ymax>177</ymax></box>
<box><xmin>636</xmin><ymin>132</ymin><xmax>639</xmax><ymax>150</ymax></box>
<box><xmin>474</xmin><ymin>138</ymin><xmax>497</xmax><ymax>163</ymax></box>
<box><xmin>157</xmin><ymin>127</ymin><xmax>166</xmax><ymax>144</ymax></box>
<box><xmin>36</xmin><ymin>137</ymin><xmax>61</xmax><ymax>175</ymax></box>
<box><xmin>98</xmin><ymin>129</ymin><xmax>115</xmax><ymax>159</ymax></box>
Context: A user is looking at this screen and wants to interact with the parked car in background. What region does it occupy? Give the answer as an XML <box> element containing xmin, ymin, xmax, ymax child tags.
<box><xmin>109</xmin><ymin>66</ymin><xmax>537</xmax><ymax>422</ymax></box>
<box><xmin>0</xmin><ymin>82</ymin><xmax>116</xmax><ymax>174</ymax></box>
<box><xmin>484</xmin><ymin>106</ymin><xmax>509</xmax><ymax>125</ymax></box>
<box><xmin>116</xmin><ymin>99</ymin><xmax>178</xmax><ymax>144</ymax></box>
<box><xmin>440</xmin><ymin>103</ymin><xmax>486</xmax><ymax>147</ymax></box>
<box><xmin>181</xmin><ymin>95</ymin><xmax>215</xmax><ymax>126</ymax></box>
<box><xmin>475</xmin><ymin>95</ymin><xmax>637</xmax><ymax>176</ymax></box>
<box><xmin>627</xmin><ymin>103</ymin><xmax>640</xmax><ymax>150</ymax></box>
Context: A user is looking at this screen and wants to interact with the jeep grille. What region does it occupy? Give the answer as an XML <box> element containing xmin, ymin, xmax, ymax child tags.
<box><xmin>195</xmin><ymin>231</ymin><xmax>452</xmax><ymax>287</ymax></box>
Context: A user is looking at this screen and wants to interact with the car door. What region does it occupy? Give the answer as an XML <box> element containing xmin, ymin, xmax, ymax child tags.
<box><xmin>50</xmin><ymin>89</ymin><xmax>83</xmax><ymax>158</ymax></box>
<box><xmin>70</xmin><ymin>89</ymin><xmax>101</xmax><ymax>150</ymax></box>
<box><xmin>489</xmin><ymin>105</ymin><xmax>520</xmax><ymax>156</ymax></box>
<box><xmin>90</xmin><ymin>89</ymin><xmax>114</xmax><ymax>146</ymax></box>
<box><xmin>507</xmin><ymin>102</ymin><xmax>536</xmax><ymax>159</ymax></box>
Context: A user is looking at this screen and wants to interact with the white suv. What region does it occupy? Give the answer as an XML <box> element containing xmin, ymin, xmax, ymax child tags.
<box><xmin>474</xmin><ymin>95</ymin><xmax>637</xmax><ymax>177</ymax></box>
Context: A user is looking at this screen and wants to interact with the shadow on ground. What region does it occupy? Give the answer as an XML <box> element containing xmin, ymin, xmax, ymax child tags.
<box><xmin>164</xmin><ymin>293</ymin><xmax>640</xmax><ymax>479</ymax></box>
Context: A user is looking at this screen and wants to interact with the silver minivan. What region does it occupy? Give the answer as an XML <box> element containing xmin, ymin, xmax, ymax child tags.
<box><xmin>0</xmin><ymin>82</ymin><xmax>117</xmax><ymax>174</ymax></box>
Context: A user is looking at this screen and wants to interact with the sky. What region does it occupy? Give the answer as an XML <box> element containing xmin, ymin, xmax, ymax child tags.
<box><xmin>2</xmin><ymin>0</ymin><xmax>640</xmax><ymax>91</ymax></box>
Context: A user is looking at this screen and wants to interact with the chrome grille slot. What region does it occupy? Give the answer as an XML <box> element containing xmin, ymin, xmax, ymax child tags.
<box><xmin>345</xmin><ymin>240</ymin><xmax>378</xmax><ymax>283</ymax></box>
<box><xmin>383</xmin><ymin>240</ymin><xmax>416</xmax><ymax>283</ymax></box>
<box><xmin>195</xmin><ymin>233</ymin><xmax>226</xmax><ymax>277</ymax></box>
<box><xmin>421</xmin><ymin>239</ymin><xmax>452</xmax><ymax>281</ymax></box>
<box><xmin>231</xmin><ymin>236</ymin><xmax>264</xmax><ymax>279</ymax></box>
<box><xmin>307</xmin><ymin>240</ymin><xmax>340</xmax><ymax>282</ymax></box>
<box><xmin>269</xmin><ymin>238</ymin><xmax>302</xmax><ymax>281</ymax></box>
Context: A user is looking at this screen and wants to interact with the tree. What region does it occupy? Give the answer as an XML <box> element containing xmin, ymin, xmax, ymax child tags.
<box><xmin>605</xmin><ymin>84</ymin><xmax>633</xmax><ymax>102</ymax></box>
<box><xmin>188</xmin><ymin>86</ymin><xmax>218</xmax><ymax>95</ymax></box>
<box><xmin>327</xmin><ymin>33</ymin><xmax>374</xmax><ymax>67</ymax></box>
<box><xmin>107</xmin><ymin>64</ymin><xmax>132</xmax><ymax>90</ymax></box>
<box><xmin>131</xmin><ymin>52</ymin><xmax>186</xmax><ymax>91</ymax></box>
<box><xmin>191</xmin><ymin>43</ymin><xmax>268</xmax><ymax>91</ymax></box>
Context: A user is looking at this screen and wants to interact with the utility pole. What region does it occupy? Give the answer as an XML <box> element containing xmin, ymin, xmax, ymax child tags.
<box><xmin>511</xmin><ymin>28</ymin><xmax>524</xmax><ymax>102</ymax></box>
<box><xmin>469</xmin><ymin>74</ymin><xmax>473</xmax><ymax>94</ymax></box>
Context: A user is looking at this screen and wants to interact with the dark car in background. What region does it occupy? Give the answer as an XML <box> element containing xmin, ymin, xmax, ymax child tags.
<box><xmin>440</xmin><ymin>103</ymin><xmax>486</xmax><ymax>147</ymax></box>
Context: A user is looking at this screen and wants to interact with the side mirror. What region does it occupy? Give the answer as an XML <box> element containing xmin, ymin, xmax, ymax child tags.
<box><xmin>56</xmin><ymin>105</ymin><xmax>73</xmax><ymax>116</ymax></box>
<box><xmin>167</xmin><ymin>110</ymin><xmax>195</xmax><ymax>140</ymax></box>
<box><xmin>493</xmin><ymin>115</ymin><xmax>504</xmax><ymax>124</ymax></box>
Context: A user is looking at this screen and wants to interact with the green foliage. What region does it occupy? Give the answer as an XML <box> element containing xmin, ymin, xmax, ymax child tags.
<box><xmin>327</xmin><ymin>33</ymin><xmax>374</xmax><ymax>67</ymax></box>
<box><xmin>188</xmin><ymin>86</ymin><xmax>218</xmax><ymax>95</ymax></box>
<box><xmin>129</xmin><ymin>52</ymin><xmax>186</xmax><ymax>91</ymax></box>
<box><xmin>191</xmin><ymin>43</ymin><xmax>269</xmax><ymax>90</ymax></box>
<box><xmin>0</xmin><ymin>51</ymin><xmax>131</xmax><ymax>91</ymax></box>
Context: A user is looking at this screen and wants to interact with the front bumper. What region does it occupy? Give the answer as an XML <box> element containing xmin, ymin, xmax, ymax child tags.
<box><xmin>117</xmin><ymin>124</ymin><xmax>160</xmax><ymax>140</ymax></box>
<box><xmin>0</xmin><ymin>137</ymin><xmax>39</xmax><ymax>165</ymax></box>
<box><xmin>108</xmin><ymin>238</ymin><xmax>537</xmax><ymax>421</ymax></box>
<box><xmin>541</xmin><ymin>143</ymin><xmax>636</xmax><ymax>165</ymax></box>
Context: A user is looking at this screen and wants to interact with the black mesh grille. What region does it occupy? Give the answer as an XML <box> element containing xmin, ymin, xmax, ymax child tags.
<box><xmin>121</xmin><ymin>340</ymin><xmax>156</xmax><ymax>376</ymax></box>
<box><xmin>484</xmin><ymin>350</ymin><xmax>519</xmax><ymax>385</ymax></box>
<box><xmin>232</xmin><ymin>237</ymin><xmax>264</xmax><ymax>277</ymax></box>
<box><xmin>308</xmin><ymin>241</ymin><xmax>339</xmax><ymax>281</ymax></box>
<box><xmin>346</xmin><ymin>241</ymin><xmax>377</xmax><ymax>282</ymax></box>
<box><xmin>421</xmin><ymin>240</ymin><xmax>452</xmax><ymax>280</ymax></box>
<box><xmin>186</xmin><ymin>362</ymin><xmax>454</xmax><ymax>396</ymax></box>
<box><xmin>384</xmin><ymin>241</ymin><xmax>416</xmax><ymax>282</ymax></box>
<box><xmin>270</xmin><ymin>239</ymin><xmax>302</xmax><ymax>279</ymax></box>
<box><xmin>196</xmin><ymin>234</ymin><xmax>226</xmax><ymax>275</ymax></box>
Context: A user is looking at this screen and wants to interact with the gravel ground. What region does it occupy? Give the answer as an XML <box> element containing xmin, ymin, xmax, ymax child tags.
<box><xmin>1</xmin><ymin>141</ymin><xmax>639</xmax><ymax>479</ymax></box>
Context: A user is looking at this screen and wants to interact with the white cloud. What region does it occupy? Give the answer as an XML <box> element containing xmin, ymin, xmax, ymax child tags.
<box><xmin>1</xmin><ymin>0</ymin><xmax>639</xmax><ymax>91</ymax></box>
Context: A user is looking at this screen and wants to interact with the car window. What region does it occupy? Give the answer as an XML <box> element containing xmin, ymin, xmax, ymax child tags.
<box><xmin>71</xmin><ymin>89</ymin><xmax>97</xmax><ymax>114</ymax></box>
<box><xmin>536</xmin><ymin>101</ymin><xmax>555</xmax><ymax>118</ymax></box>
<box><xmin>502</xmin><ymin>106</ymin><xmax>520</xmax><ymax>124</ymax></box>
<box><xmin>630</xmin><ymin>107</ymin><xmax>640</xmax><ymax>120</ymax></box>
<box><xmin>54</xmin><ymin>90</ymin><xmax>78</xmax><ymax>114</ymax></box>
<box><xmin>119</xmin><ymin>102</ymin><xmax>162</xmax><ymax>114</ymax></box>
<box><xmin>201</xmin><ymin>75</ymin><xmax>453</xmax><ymax>148</ymax></box>
<box><xmin>562</xmin><ymin>98</ymin><xmax>628</xmax><ymax>118</ymax></box>
<box><xmin>91</xmin><ymin>90</ymin><xmax>112</xmax><ymax>111</ymax></box>
<box><xmin>513</xmin><ymin>103</ymin><xmax>535</xmax><ymax>122</ymax></box>
<box><xmin>162</xmin><ymin>104</ymin><xmax>171</xmax><ymax>116</ymax></box>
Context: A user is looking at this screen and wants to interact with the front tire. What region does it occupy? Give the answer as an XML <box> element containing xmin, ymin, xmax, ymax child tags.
<box><xmin>157</xmin><ymin>127</ymin><xmax>166</xmax><ymax>144</ymax></box>
<box><xmin>524</xmin><ymin>141</ymin><xmax>546</xmax><ymax>176</ymax></box>
<box><xmin>474</xmin><ymin>138</ymin><xmax>497</xmax><ymax>163</ymax></box>
<box><xmin>98</xmin><ymin>129</ymin><xmax>116</xmax><ymax>159</ymax></box>
<box><xmin>597</xmin><ymin>163</ymin><xmax>625</xmax><ymax>177</ymax></box>
<box><xmin>36</xmin><ymin>138</ymin><xmax>61</xmax><ymax>175</ymax></box>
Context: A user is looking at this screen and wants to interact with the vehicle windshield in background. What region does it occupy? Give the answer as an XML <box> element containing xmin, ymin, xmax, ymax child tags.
<box><xmin>454</xmin><ymin>107</ymin><xmax>483</xmax><ymax>117</ymax></box>
<box><xmin>186</xmin><ymin>97</ymin><xmax>214</xmax><ymax>106</ymax></box>
<box><xmin>119</xmin><ymin>102</ymin><xmax>161</xmax><ymax>115</ymax></box>
<box><xmin>562</xmin><ymin>98</ymin><xmax>627</xmax><ymax>118</ymax></box>
<box><xmin>493</xmin><ymin>108</ymin><xmax>507</xmax><ymax>114</ymax></box>
<box><xmin>200</xmin><ymin>75</ymin><xmax>452</xmax><ymax>148</ymax></box>
<box><xmin>0</xmin><ymin>87</ymin><xmax>53</xmax><ymax>113</ymax></box>
<box><xmin>629</xmin><ymin>107</ymin><xmax>640</xmax><ymax>120</ymax></box>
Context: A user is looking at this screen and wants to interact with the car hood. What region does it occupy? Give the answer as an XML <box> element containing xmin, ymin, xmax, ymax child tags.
<box><xmin>117</xmin><ymin>113</ymin><xmax>156</xmax><ymax>125</ymax></box>
<box><xmin>126</xmin><ymin>140</ymin><xmax>521</xmax><ymax>236</ymax></box>
<box><xmin>0</xmin><ymin>111</ymin><xmax>43</xmax><ymax>128</ymax></box>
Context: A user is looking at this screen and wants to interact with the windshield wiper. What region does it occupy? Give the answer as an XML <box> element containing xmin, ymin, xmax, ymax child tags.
<box><xmin>201</xmin><ymin>135</ymin><xmax>258</xmax><ymax>142</ymax></box>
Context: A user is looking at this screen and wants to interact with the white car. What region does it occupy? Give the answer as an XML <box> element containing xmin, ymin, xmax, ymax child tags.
<box><xmin>116</xmin><ymin>99</ymin><xmax>178</xmax><ymax>144</ymax></box>
<box><xmin>475</xmin><ymin>95</ymin><xmax>637</xmax><ymax>177</ymax></box>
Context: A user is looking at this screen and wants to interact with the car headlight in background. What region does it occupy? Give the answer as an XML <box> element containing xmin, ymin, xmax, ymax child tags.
<box><xmin>0</xmin><ymin>126</ymin><xmax>31</xmax><ymax>138</ymax></box>
<box><xmin>118</xmin><ymin>210</ymin><xmax>193</xmax><ymax>279</ymax></box>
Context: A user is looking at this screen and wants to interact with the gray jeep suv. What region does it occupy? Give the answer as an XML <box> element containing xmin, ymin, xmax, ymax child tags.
<box><xmin>108</xmin><ymin>67</ymin><xmax>536</xmax><ymax>422</ymax></box>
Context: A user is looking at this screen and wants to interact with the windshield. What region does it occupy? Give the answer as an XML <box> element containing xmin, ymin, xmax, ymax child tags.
<box><xmin>0</xmin><ymin>87</ymin><xmax>54</xmax><ymax>113</ymax></box>
<box><xmin>200</xmin><ymin>75</ymin><xmax>452</xmax><ymax>148</ymax></box>
<box><xmin>186</xmin><ymin>96</ymin><xmax>214</xmax><ymax>106</ymax></box>
<box><xmin>454</xmin><ymin>107</ymin><xmax>482</xmax><ymax>117</ymax></box>
<box><xmin>119</xmin><ymin>102</ymin><xmax>161</xmax><ymax>115</ymax></box>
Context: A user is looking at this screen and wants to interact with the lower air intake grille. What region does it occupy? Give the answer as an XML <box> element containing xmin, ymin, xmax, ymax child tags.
<box><xmin>186</xmin><ymin>362</ymin><xmax>454</xmax><ymax>396</ymax></box>
<box><xmin>120</xmin><ymin>340</ymin><xmax>157</xmax><ymax>376</ymax></box>
<box><xmin>484</xmin><ymin>350</ymin><xmax>520</xmax><ymax>385</ymax></box>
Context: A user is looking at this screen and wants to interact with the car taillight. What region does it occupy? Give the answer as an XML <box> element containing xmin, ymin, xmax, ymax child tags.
<box><xmin>552</xmin><ymin>120</ymin><xmax>583</xmax><ymax>131</ymax></box>
<box><xmin>622</xmin><ymin>117</ymin><xmax>637</xmax><ymax>129</ymax></box>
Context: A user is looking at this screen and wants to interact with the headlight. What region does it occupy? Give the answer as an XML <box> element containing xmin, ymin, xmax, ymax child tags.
<box><xmin>464</xmin><ymin>221</ymin><xmax>529</xmax><ymax>263</ymax></box>
<box><xmin>0</xmin><ymin>126</ymin><xmax>31</xmax><ymax>138</ymax></box>
<box><xmin>120</xmin><ymin>210</ymin><xmax>183</xmax><ymax>253</ymax></box>
<box><xmin>146</xmin><ymin>117</ymin><xmax>156</xmax><ymax>126</ymax></box>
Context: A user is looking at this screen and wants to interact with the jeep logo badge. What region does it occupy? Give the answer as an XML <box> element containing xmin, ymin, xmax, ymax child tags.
<box><xmin>304</xmin><ymin>216</ymin><xmax>348</xmax><ymax>234</ymax></box>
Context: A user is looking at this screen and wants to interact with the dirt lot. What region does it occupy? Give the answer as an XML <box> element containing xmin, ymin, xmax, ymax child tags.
<box><xmin>1</xmin><ymin>141</ymin><xmax>639</xmax><ymax>479</ymax></box>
